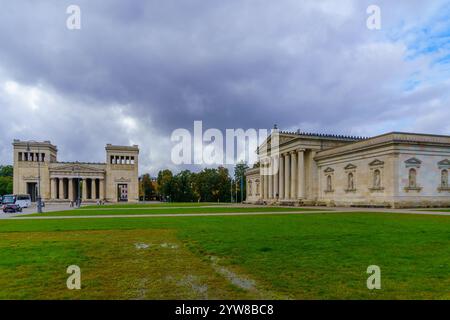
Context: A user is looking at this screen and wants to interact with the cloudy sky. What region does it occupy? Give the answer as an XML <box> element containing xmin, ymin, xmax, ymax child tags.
<box><xmin>0</xmin><ymin>0</ymin><xmax>449</xmax><ymax>175</ymax></box>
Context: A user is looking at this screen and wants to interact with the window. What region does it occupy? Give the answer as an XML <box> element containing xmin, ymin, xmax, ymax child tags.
<box><xmin>408</xmin><ymin>168</ymin><xmax>417</xmax><ymax>188</ymax></box>
<box><xmin>347</xmin><ymin>172</ymin><xmax>355</xmax><ymax>190</ymax></box>
<box><xmin>441</xmin><ymin>170</ymin><xmax>449</xmax><ymax>188</ymax></box>
<box><xmin>18</xmin><ymin>152</ymin><xmax>23</xmax><ymax>161</ymax></box>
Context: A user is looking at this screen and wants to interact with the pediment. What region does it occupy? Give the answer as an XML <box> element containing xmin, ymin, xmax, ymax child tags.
<box><xmin>369</xmin><ymin>159</ymin><xmax>384</xmax><ymax>166</ymax></box>
<box><xmin>279</xmin><ymin>135</ymin><xmax>296</xmax><ymax>145</ymax></box>
<box><xmin>324</xmin><ymin>167</ymin><xmax>335</xmax><ymax>173</ymax></box>
<box><xmin>438</xmin><ymin>159</ymin><xmax>450</xmax><ymax>168</ymax></box>
<box><xmin>405</xmin><ymin>157</ymin><xmax>421</xmax><ymax>168</ymax></box>
<box><xmin>405</xmin><ymin>157</ymin><xmax>422</xmax><ymax>165</ymax></box>
<box><xmin>115</xmin><ymin>177</ymin><xmax>131</xmax><ymax>183</ymax></box>
<box><xmin>344</xmin><ymin>163</ymin><xmax>357</xmax><ymax>170</ymax></box>
<box><xmin>259</xmin><ymin>131</ymin><xmax>294</xmax><ymax>154</ymax></box>
<box><xmin>51</xmin><ymin>163</ymin><xmax>105</xmax><ymax>174</ymax></box>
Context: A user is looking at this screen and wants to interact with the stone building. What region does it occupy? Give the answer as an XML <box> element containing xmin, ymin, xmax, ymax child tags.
<box><xmin>245</xmin><ymin>131</ymin><xmax>450</xmax><ymax>208</ymax></box>
<box><xmin>12</xmin><ymin>140</ymin><xmax>139</xmax><ymax>203</ymax></box>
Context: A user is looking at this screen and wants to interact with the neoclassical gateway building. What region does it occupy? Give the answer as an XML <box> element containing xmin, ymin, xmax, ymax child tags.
<box><xmin>245</xmin><ymin>131</ymin><xmax>450</xmax><ymax>208</ymax></box>
<box><xmin>12</xmin><ymin>140</ymin><xmax>139</xmax><ymax>203</ymax></box>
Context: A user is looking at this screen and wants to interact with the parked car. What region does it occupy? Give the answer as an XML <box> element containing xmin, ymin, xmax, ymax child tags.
<box><xmin>2</xmin><ymin>203</ymin><xmax>23</xmax><ymax>213</ymax></box>
<box><xmin>1</xmin><ymin>194</ymin><xmax>31</xmax><ymax>211</ymax></box>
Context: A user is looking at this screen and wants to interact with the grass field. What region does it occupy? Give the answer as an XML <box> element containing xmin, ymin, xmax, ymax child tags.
<box><xmin>21</xmin><ymin>206</ymin><xmax>322</xmax><ymax>217</ymax></box>
<box><xmin>1</xmin><ymin>205</ymin><xmax>449</xmax><ymax>299</ymax></box>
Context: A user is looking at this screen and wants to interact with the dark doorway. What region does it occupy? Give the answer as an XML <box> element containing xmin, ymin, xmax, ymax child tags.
<box><xmin>27</xmin><ymin>182</ymin><xmax>37</xmax><ymax>202</ymax></box>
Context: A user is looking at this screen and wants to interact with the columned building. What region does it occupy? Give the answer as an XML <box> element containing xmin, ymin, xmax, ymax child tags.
<box><xmin>12</xmin><ymin>140</ymin><xmax>139</xmax><ymax>203</ymax></box>
<box><xmin>245</xmin><ymin>131</ymin><xmax>450</xmax><ymax>208</ymax></box>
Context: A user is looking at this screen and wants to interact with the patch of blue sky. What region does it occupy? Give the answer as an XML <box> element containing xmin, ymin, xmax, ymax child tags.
<box><xmin>396</xmin><ymin>3</ymin><xmax>450</xmax><ymax>60</ymax></box>
<box><xmin>385</xmin><ymin>2</ymin><xmax>450</xmax><ymax>92</ymax></box>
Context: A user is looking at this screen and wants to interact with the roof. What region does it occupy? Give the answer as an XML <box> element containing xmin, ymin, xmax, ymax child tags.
<box><xmin>315</xmin><ymin>131</ymin><xmax>450</xmax><ymax>160</ymax></box>
<box><xmin>106</xmin><ymin>144</ymin><xmax>139</xmax><ymax>152</ymax></box>
<box><xmin>279</xmin><ymin>130</ymin><xmax>367</xmax><ymax>141</ymax></box>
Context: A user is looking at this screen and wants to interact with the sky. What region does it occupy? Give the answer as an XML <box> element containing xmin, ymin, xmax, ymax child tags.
<box><xmin>0</xmin><ymin>0</ymin><xmax>449</xmax><ymax>175</ymax></box>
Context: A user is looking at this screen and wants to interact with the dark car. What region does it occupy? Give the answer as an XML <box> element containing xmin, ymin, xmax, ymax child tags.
<box><xmin>2</xmin><ymin>204</ymin><xmax>23</xmax><ymax>213</ymax></box>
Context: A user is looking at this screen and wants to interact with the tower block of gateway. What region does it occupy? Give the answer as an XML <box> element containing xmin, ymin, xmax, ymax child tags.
<box><xmin>12</xmin><ymin>140</ymin><xmax>139</xmax><ymax>203</ymax></box>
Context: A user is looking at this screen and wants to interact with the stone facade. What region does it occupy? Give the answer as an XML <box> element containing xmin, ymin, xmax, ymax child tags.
<box><xmin>245</xmin><ymin>131</ymin><xmax>450</xmax><ymax>208</ymax></box>
<box><xmin>12</xmin><ymin>140</ymin><xmax>139</xmax><ymax>203</ymax></box>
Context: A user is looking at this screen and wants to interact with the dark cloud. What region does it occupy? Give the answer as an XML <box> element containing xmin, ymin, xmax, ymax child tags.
<box><xmin>0</xmin><ymin>0</ymin><xmax>449</xmax><ymax>173</ymax></box>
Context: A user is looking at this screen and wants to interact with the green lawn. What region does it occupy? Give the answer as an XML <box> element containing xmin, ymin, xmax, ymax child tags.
<box><xmin>21</xmin><ymin>206</ymin><xmax>321</xmax><ymax>217</ymax></box>
<box><xmin>0</xmin><ymin>211</ymin><xmax>449</xmax><ymax>299</ymax></box>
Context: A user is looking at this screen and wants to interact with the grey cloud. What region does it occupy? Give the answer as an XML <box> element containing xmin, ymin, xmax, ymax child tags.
<box><xmin>0</xmin><ymin>0</ymin><xmax>449</xmax><ymax>173</ymax></box>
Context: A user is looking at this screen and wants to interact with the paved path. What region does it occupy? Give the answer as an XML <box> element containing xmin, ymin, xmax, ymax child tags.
<box><xmin>3</xmin><ymin>207</ymin><xmax>450</xmax><ymax>220</ymax></box>
<box><xmin>0</xmin><ymin>203</ymin><xmax>76</xmax><ymax>219</ymax></box>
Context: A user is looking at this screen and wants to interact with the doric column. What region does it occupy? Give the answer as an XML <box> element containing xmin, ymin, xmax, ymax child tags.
<box><xmin>82</xmin><ymin>179</ymin><xmax>87</xmax><ymax>201</ymax></box>
<box><xmin>50</xmin><ymin>178</ymin><xmax>57</xmax><ymax>200</ymax></box>
<box><xmin>279</xmin><ymin>155</ymin><xmax>284</xmax><ymax>199</ymax></box>
<box><xmin>92</xmin><ymin>179</ymin><xmax>97</xmax><ymax>199</ymax></box>
<box><xmin>268</xmin><ymin>161</ymin><xmax>273</xmax><ymax>199</ymax></box>
<box><xmin>273</xmin><ymin>156</ymin><xmax>279</xmax><ymax>199</ymax></box>
<box><xmin>99</xmin><ymin>179</ymin><xmax>105</xmax><ymax>200</ymax></box>
<box><xmin>284</xmin><ymin>153</ymin><xmax>290</xmax><ymax>199</ymax></box>
<box><xmin>297</xmin><ymin>150</ymin><xmax>305</xmax><ymax>199</ymax></box>
<box><xmin>89</xmin><ymin>179</ymin><xmax>93</xmax><ymax>199</ymax></box>
<box><xmin>291</xmin><ymin>151</ymin><xmax>297</xmax><ymax>201</ymax></box>
<box><xmin>263</xmin><ymin>166</ymin><xmax>268</xmax><ymax>200</ymax></box>
<box><xmin>259</xmin><ymin>164</ymin><xmax>264</xmax><ymax>200</ymax></box>
<box><xmin>59</xmin><ymin>178</ymin><xmax>64</xmax><ymax>199</ymax></box>
<box><xmin>68</xmin><ymin>178</ymin><xmax>74</xmax><ymax>201</ymax></box>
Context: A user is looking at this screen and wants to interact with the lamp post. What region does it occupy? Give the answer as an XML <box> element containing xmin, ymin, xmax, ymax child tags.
<box><xmin>27</xmin><ymin>142</ymin><xmax>42</xmax><ymax>213</ymax></box>
<box><xmin>240</xmin><ymin>175</ymin><xmax>244</xmax><ymax>204</ymax></box>
<box><xmin>230</xmin><ymin>178</ymin><xmax>233</xmax><ymax>203</ymax></box>
<box><xmin>235</xmin><ymin>179</ymin><xmax>238</xmax><ymax>204</ymax></box>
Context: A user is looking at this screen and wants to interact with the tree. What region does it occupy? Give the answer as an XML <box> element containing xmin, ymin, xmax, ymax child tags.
<box><xmin>156</xmin><ymin>169</ymin><xmax>174</xmax><ymax>201</ymax></box>
<box><xmin>193</xmin><ymin>167</ymin><xmax>231</xmax><ymax>202</ymax></box>
<box><xmin>139</xmin><ymin>173</ymin><xmax>153</xmax><ymax>201</ymax></box>
<box><xmin>172</xmin><ymin>170</ymin><xmax>195</xmax><ymax>202</ymax></box>
<box><xmin>0</xmin><ymin>165</ymin><xmax>13</xmax><ymax>177</ymax></box>
<box><xmin>0</xmin><ymin>165</ymin><xmax>13</xmax><ymax>196</ymax></box>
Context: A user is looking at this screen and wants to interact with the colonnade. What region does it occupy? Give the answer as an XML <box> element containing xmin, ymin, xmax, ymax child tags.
<box><xmin>50</xmin><ymin>177</ymin><xmax>105</xmax><ymax>201</ymax></box>
<box><xmin>260</xmin><ymin>149</ymin><xmax>306</xmax><ymax>201</ymax></box>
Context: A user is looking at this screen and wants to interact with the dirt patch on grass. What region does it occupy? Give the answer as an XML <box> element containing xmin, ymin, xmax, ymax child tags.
<box><xmin>134</xmin><ymin>243</ymin><xmax>151</xmax><ymax>249</ymax></box>
<box><xmin>177</xmin><ymin>275</ymin><xmax>209</xmax><ymax>299</ymax></box>
<box><xmin>0</xmin><ymin>229</ymin><xmax>259</xmax><ymax>299</ymax></box>
<box><xmin>209</xmin><ymin>256</ymin><xmax>281</xmax><ymax>299</ymax></box>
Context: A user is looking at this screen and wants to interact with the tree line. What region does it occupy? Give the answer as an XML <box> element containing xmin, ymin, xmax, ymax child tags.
<box><xmin>140</xmin><ymin>162</ymin><xmax>249</xmax><ymax>203</ymax></box>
